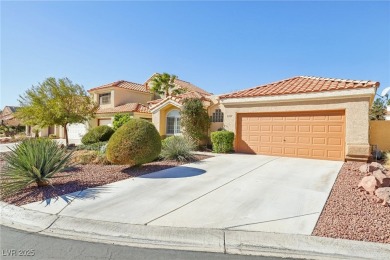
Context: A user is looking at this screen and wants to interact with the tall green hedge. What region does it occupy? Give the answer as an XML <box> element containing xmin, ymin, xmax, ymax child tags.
<box><xmin>210</xmin><ymin>130</ymin><xmax>234</xmax><ymax>153</ymax></box>
<box><xmin>106</xmin><ymin>119</ymin><xmax>161</xmax><ymax>165</ymax></box>
<box><xmin>81</xmin><ymin>125</ymin><xmax>114</xmax><ymax>145</ymax></box>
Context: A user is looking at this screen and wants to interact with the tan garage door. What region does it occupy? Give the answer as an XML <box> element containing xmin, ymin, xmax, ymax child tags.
<box><xmin>236</xmin><ymin>110</ymin><xmax>345</xmax><ymax>161</ymax></box>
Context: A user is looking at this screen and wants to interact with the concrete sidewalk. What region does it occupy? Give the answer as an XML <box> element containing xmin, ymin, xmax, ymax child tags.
<box><xmin>1</xmin><ymin>202</ymin><xmax>390</xmax><ymax>260</ymax></box>
<box><xmin>21</xmin><ymin>154</ymin><xmax>343</xmax><ymax>235</ymax></box>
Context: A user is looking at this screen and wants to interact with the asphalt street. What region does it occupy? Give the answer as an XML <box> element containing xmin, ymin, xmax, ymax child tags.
<box><xmin>0</xmin><ymin>226</ymin><xmax>292</xmax><ymax>260</ymax></box>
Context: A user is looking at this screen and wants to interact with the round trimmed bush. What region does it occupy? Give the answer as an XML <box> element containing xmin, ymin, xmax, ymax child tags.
<box><xmin>81</xmin><ymin>125</ymin><xmax>114</xmax><ymax>145</ymax></box>
<box><xmin>106</xmin><ymin>119</ymin><xmax>161</xmax><ymax>165</ymax></box>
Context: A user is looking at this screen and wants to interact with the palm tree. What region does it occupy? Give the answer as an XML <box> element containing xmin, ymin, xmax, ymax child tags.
<box><xmin>150</xmin><ymin>73</ymin><xmax>186</xmax><ymax>97</ymax></box>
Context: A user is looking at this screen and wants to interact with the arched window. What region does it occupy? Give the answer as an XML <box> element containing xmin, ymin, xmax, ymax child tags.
<box><xmin>166</xmin><ymin>110</ymin><xmax>181</xmax><ymax>135</ymax></box>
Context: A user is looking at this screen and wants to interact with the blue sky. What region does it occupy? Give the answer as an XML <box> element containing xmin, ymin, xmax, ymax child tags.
<box><xmin>1</xmin><ymin>1</ymin><xmax>389</xmax><ymax>107</ymax></box>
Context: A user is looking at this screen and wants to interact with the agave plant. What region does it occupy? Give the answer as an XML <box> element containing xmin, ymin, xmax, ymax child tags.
<box><xmin>0</xmin><ymin>138</ymin><xmax>73</xmax><ymax>197</ymax></box>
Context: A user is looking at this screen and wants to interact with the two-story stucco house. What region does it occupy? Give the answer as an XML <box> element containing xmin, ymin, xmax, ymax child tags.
<box><xmin>87</xmin><ymin>80</ymin><xmax>154</xmax><ymax>127</ymax></box>
<box><xmin>87</xmin><ymin>74</ymin><xmax>216</xmax><ymax>135</ymax></box>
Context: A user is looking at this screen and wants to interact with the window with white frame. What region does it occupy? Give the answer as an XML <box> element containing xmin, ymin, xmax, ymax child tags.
<box><xmin>211</xmin><ymin>109</ymin><xmax>224</xmax><ymax>122</ymax></box>
<box><xmin>166</xmin><ymin>110</ymin><xmax>181</xmax><ymax>135</ymax></box>
<box><xmin>99</xmin><ymin>93</ymin><xmax>111</xmax><ymax>105</ymax></box>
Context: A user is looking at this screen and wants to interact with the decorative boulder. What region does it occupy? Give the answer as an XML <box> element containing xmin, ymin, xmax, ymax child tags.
<box><xmin>359</xmin><ymin>164</ymin><xmax>369</xmax><ymax>174</ymax></box>
<box><xmin>370</xmin><ymin>162</ymin><xmax>386</xmax><ymax>172</ymax></box>
<box><xmin>375</xmin><ymin>187</ymin><xmax>390</xmax><ymax>206</ymax></box>
<box><xmin>373</xmin><ymin>170</ymin><xmax>390</xmax><ymax>187</ymax></box>
<box><xmin>358</xmin><ymin>176</ymin><xmax>379</xmax><ymax>193</ymax></box>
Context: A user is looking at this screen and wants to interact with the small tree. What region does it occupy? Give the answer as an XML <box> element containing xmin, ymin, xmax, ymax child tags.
<box><xmin>180</xmin><ymin>98</ymin><xmax>210</xmax><ymax>145</ymax></box>
<box><xmin>369</xmin><ymin>98</ymin><xmax>387</xmax><ymax>120</ymax></box>
<box><xmin>112</xmin><ymin>114</ymin><xmax>131</xmax><ymax>131</ymax></box>
<box><xmin>150</xmin><ymin>73</ymin><xmax>186</xmax><ymax>97</ymax></box>
<box><xmin>17</xmin><ymin>77</ymin><xmax>98</xmax><ymax>146</ymax></box>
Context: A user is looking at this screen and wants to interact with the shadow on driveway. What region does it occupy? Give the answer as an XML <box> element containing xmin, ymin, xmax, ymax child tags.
<box><xmin>138</xmin><ymin>166</ymin><xmax>206</xmax><ymax>179</ymax></box>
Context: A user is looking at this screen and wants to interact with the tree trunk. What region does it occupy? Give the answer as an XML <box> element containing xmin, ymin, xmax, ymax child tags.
<box><xmin>63</xmin><ymin>124</ymin><xmax>69</xmax><ymax>146</ymax></box>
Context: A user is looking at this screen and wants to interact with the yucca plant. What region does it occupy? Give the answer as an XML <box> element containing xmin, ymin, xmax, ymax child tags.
<box><xmin>160</xmin><ymin>136</ymin><xmax>196</xmax><ymax>162</ymax></box>
<box><xmin>0</xmin><ymin>138</ymin><xmax>73</xmax><ymax>197</ymax></box>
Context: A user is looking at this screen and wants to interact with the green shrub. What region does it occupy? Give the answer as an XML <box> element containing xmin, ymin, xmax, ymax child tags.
<box><xmin>210</xmin><ymin>130</ymin><xmax>235</xmax><ymax>153</ymax></box>
<box><xmin>71</xmin><ymin>150</ymin><xmax>110</xmax><ymax>165</ymax></box>
<box><xmin>1</xmin><ymin>138</ymin><xmax>73</xmax><ymax>197</ymax></box>
<box><xmin>71</xmin><ymin>150</ymin><xmax>98</xmax><ymax>165</ymax></box>
<box><xmin>180</xmin><ymin>98</ymin><xmax>210</xmax><ymax>145</ymax></box>
<box><xmin>106</xmin><ymin>119</ymin><xmax>161</xmax><ymax>165</ymax></box>
<box><xmin>81</xmin><ymin>125</ymin><xmax>114</xmax><ymax>145</ymax></box>
<box><xmin>112</xmin><ymin>114</ymin><xmax>131</xmax><ymax>131</ymax></box>
<box><xmin>160</xmin><ymin>136</ymin><xmax>195</xmax><ymax>162</ymax></box>
<box><xmin>76</xmin><ymin>141</ymin><xmax>108</xmax><ymax>151</ymax></box>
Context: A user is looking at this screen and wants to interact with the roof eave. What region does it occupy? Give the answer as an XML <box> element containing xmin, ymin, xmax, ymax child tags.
<box><xmin>220</xmin><ymin>87</ymin><xmax>377</xmax><ymax>105</ymax></box>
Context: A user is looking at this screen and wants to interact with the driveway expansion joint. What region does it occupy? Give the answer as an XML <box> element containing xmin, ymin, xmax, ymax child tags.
<box><xmin>145</xmin><ymin>157</ymin><xmax>281</xmax><ymax>225</ymax></box>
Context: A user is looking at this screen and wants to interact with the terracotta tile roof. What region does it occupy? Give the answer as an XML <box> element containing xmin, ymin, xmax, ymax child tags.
<box><xmin>144</xmin><ymin>73</ymin><xmax>211</xmax><ymax>95</ymax></box>
<box><xmin>219</xmin><ymin>76</ymin><xmax>380</xmax><ymax>99</ymax></box>
<box><xmin>96</xmin><ymin>103</ymin><xmax>149</xmax><ymax>114</ymax></box>
<box><xmin>148</xmin><ymin>91</ymin><xmax>211</xmax><ymax>110</ymax></box>
<box><xmin>88</xmin><ymin>80</ymin><xmax>149</xmax><ymax>93</ymax></box>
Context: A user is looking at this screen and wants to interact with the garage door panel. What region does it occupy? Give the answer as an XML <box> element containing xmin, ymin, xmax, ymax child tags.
<box><xmin>297</xmin><ymin>148</ymin><xmax>310</xmax><ymax>156</ymax></box>
<box><xmin>272</xmin><ymin>125</ymin><xmax>284</xmax><ymax>132</ymax></box>
<box><xmin>271</xmin><ymin>147</ymin><xmax>283</xmax><ymax>154</ymax></box>
<box><xmin>284</xmin><ymin>147</ymin><xmax>296</xmax><ymax>156</ymax></box>
<box><xmin>312</xmin><ymin>137</ymin><xmax>326</xmax><ymax>145</ymax></box>
<box><xmin>298</xmin><ymin>125</ymin><xmax>311</xmax><ymax>133</ymax></box>
<box><xmin>285</xmin><ymin>125</ymin><xmax>297</xmax><ymax>132</ymax></box>
<box><xmin>272</xmin><ymin>136</ymin><xmax>283</xmax><ymax>143</ymax></box>
<box><xmin>328</xmin><ymin>150</ymin><xmax>342</xmax><ymax>159</ymax></box>
<box><xmin>312</xmin><ymin>125</ymin><xmax>326</xmax><ymax>133</ymax></box>
<box><xmin>328</xmin><ymin>125</ymin><xmax>343</xmax><ymax>133</ymax></box>
<box><xmin>237</xmin><ymin>111</ymin><xmax>345</xmax><ymax>161</ymax></box>
<box><xmin>328</xmin><ymin>115</ymin><xmax>343</xmax><ymax>121</ymax></box>
<box><xmin>284</xmin><ymin>136</ymin><xmax>297</xmax><ymax>144</ymax></box>
<box><xmin>297</xmin><ymin>136</ymin><xmax>311</xmax><ymax>145</ymax></box>
<box><xmin>328</xmin><ymin>137</ymin><xmax>342</xmax><ymax>146</ymax></box>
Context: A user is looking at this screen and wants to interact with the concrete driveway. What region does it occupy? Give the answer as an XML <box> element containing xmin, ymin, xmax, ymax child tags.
<box><xmin>22</xmin><ymin>154</ymin><xmax>343</xmax><ymax>235</ymax></box>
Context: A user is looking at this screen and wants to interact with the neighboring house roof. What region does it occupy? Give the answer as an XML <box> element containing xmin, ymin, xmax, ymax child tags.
<box><xmin>144</xmin><ymin>73</ymin><xmax>211</xmax><ymax>95</ymax></box>
<box><xmin>148</xmin><ymin>91</ymin><xmax>211</xmax><ymax>110</ymax></box>
<box><xmin>96</xmin><ymin>103</ymin><xmax>149</xmax><ymax>114</ymax></box>
<box><xmin>219</xmin><ymin>76</ymin><xmax>380</xmax><ymax>99</ymax></box>
<box><xmin>0</xmin><ymin>106</ymin><xmax>20</xmax><ymax>119</ymax></box>
<box><xmin>88</xmin><ymin>80</ymin><xmax>149</xmax><ymax>93</ymax></box>
<box><xmin>6</xmin><ymin>106</ymin><xmax>19</xmax><ymax>113</ymax></box>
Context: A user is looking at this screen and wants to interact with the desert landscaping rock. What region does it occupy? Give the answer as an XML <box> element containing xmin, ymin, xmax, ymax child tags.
<box><xmin>373</xmin><ymin>170</ymin><xmax>390</xmax><ymax>187</ymax></box>
<box><xmin>313</xmin><ymin>161</ymin><xmax>390</xmax><ymax>244</ymax></box>
<box><xmin>371</xmin><ymin>162</ymin><xmax>386</xmax><ymax>171</ymax></box>
<box><xmin>358</xmin><ymin>175</ymin><xmax>379</xmax><ymax>193</ymax></box>
<box><xmin>359</xmin><ymin>164</ymin><xmax>369</xmax><ymax>174</ymax></box>
<box><xmin>375</xmin><ymin>188</ymin><xmax>390</xmax><ymax>206</ymax></box>
<box><xmin>0</xmin><ymin>154</ymin><xmax>211</xmax><ymax>206</ymax></box>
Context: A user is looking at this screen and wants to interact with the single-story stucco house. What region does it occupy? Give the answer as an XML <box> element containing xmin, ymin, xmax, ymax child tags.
<box><xmin>148</xmin><ymin>76</ymin><xmax>379</xmax><ymax>162</ymax></box>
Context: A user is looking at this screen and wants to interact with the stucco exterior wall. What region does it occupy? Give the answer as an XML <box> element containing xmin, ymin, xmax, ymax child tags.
<box><xmin>370</xmin><ymin>121</ymin><xmax>390</xmax><ymax>151</ymax></box>
<box><xmin>208</xmin><ymin>103</ymin><xmax>226</xmax><ymax>132</ymax></box>
<box><xmin>221</xmin><ymin>97</ymin><xmax>371</xmax><ymax>161</ymax></box>
<box><xmin>113</xmin><ymin>88</ymin><xmax>152</xmax><ymax>106</ymax></box>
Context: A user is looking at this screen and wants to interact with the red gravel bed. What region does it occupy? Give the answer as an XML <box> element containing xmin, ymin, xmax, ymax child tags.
<box><xmin>0</xmin><ymin>154</ymin><xmax>211</xmax><ymax>206</ymax></box>
<box><xmin>312</xmin><ymin>161</ymin><xmax>390</xmax><ymax>244</ymax></box>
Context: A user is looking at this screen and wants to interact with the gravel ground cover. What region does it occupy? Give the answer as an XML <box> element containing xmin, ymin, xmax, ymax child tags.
<box><xmin>0</xmin><ymin>153</ymin><xmax>211</xmax><ymax>206</ymax></box>
<box><xmin>313</xmin><ymin>161</ymin><xmax>390</xmax><ymax>244</ymax></box>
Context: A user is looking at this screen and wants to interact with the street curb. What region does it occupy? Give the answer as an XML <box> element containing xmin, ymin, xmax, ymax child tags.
<box><xmin>1</xmin><ymin>202</ymin><xmax>390</xmax><ymax>259</ymax></box>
